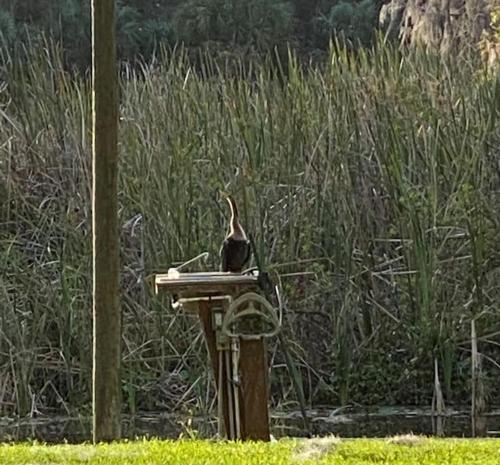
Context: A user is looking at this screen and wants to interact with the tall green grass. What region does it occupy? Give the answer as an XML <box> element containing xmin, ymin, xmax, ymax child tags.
<box><xmin>0</xmin><ymin>40</ymin><xmax>499</xmax><ymax>421</ymax></box>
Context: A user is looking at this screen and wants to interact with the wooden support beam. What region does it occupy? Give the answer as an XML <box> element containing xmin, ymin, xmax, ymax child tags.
<box><xmin>239</xmin><ymin>339</ymin><xmax>270</xmax><ymax>441</ymax></box>
<box><xmin>92</xmin><ymin>0</ymin><xmax>121</xmax><ymax>443</ymax></box>
<box><xmin>155</xmin><ymin>272</ymin><xmax>272</xmax><ymax>441</ymax></box>
<box><xmin>198</xmin><ymin>300</ymin><xmax>270</xmax><ymax>441</ymax></box>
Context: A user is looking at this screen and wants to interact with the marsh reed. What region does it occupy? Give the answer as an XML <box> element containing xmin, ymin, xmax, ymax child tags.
<box><xmin>0</xmin><ymin>40</ymin><xmax>499</xmax><ymax>420</ymax></box>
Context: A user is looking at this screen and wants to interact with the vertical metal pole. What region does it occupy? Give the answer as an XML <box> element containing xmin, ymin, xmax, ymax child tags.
<box><xmin>217</xmin><ymin>350</ymin><xmax>225</xmax><ymax>438</ymax></box>
<box><xmin>92</xmin><ymin>0</ymin><xmax>121</xmax><ymax>442</ymax></box>
<box><xmin>231</xmin><ymin>337</ymin><xmax>241</xmax><ymax>439</ymax></box>
<box><xmin>225</xmin><ymin>351</ymin><xmax>235</xmax><ymax>439</ymax></box>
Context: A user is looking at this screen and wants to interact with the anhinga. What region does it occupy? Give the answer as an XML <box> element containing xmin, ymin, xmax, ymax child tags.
<box><xmin>220</xmin><ymin>192</ymin><xmax>251</xmax><ymax>272</ymax></box>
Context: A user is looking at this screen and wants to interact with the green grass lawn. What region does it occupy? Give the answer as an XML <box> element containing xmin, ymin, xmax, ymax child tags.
<box><xmin>1</xmin><ymin>436</ymin><xmax>500</xmax><ymax>465</ymax></box>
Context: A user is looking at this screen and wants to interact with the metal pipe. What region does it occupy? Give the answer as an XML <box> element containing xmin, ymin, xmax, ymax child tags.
<box><xmin>217</xmin><ymin>350</ymin><xmax>225</xmax><ymax>438</ymax></box>
<box><xmin>174</xmin><ymin>252</ymin><xmax>209</xmax><ymax>272</ymax></box>
<box><xmin>231</xmin><ymin>337</ymin><xmax>241</xmax><ymax>439</ymax></box>
<box><xmin>225</xmin><ymin>350</ymin><xmax>235</xmax><ymax>439</ymax></box>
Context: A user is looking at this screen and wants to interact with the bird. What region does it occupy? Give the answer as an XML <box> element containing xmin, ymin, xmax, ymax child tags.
<box><xmin>220</xmin><ymin>192</ymin><xmax>251</xmax><ymax>272</ymax></box>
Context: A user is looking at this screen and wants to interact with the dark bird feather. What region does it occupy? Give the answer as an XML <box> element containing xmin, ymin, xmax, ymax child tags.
<box><xmin>220</xmin><ymin>194</ymin><xmax>251</xmax><ymax>272</ymax></box>
<box><xmin>220</xmin><ymin>237</ymin><xmax>251</xmax><ymax>272</ymax></box>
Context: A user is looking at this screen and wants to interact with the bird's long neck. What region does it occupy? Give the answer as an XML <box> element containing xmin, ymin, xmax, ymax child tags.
<box><xmin>227</xmin><ymin>196</ymin><xmax>247</xmax><ymax>239</ymax></box>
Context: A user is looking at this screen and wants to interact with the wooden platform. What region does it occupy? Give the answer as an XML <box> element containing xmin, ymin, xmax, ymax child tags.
<box><xmin>154</xmin><ymin>269</ymin><xmax>271</xmax><ymax>441</ymax></box>
<box><xmin>155</xmin><ymin>271</ymin><xmax>260</xmax><ymax>299</ymax></box>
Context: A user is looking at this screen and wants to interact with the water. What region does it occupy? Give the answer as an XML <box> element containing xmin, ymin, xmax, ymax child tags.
<box><xmin>1</xmin><ymin>407</ymin><xmax>500</xmax><ymax>442</ymax></box>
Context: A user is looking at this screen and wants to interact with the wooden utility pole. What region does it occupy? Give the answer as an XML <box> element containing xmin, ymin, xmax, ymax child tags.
<box><xmin>92</xmin><ymin>0</ymin><xmax>121</xmax><ymax>442</ymax></box>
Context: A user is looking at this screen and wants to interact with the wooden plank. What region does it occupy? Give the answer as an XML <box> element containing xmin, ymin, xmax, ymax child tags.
<box><xmin>239</xmin><ymin>339</ymin><xmax>270</xmax><ymax>441</ymax></box>
<box><xmin>156</xmin><ymin>272</ymin><xmax>258</xmax><ymax>289</ymax></box>
<box><xmin>172</xmin><ymin>296</ymin><xmax>231</xmax><ymax>314</ymax></box>
<box><xmin>155</xmin><ymin>272</ymin><xmax>260</xmax><ymax>306</ymax></box>
<box><xmin>156</xmin><ymin>271</ymin><xmax>258</xmax><ymax>279</ymax></box>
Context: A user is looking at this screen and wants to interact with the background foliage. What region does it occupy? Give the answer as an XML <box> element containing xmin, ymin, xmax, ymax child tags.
<box><xmin>0</xmin><ymin>0</ymin><xmax>384</xmax><ymax>66</ymax></box>
<box><xmin>0</xmin><ymin>37</ymin><xmax>499</xmax><ymax>421</ymax></box>
<box><xmin>0</xmin><ymin>0</ymin><xmax>500</xmax><ymax>436</ymax></box>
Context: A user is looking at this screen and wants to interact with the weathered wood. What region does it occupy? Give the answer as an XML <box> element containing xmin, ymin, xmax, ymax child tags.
<box><xmin>239</xmin><ymin>339</ymin><xmax>271</xmax><ymax>441</ymax></box>
<box><xmin>156</xmin><ymin>271</ymin><xmax>272</xmax><ymax>441</ymax></box>
<box><xmin>198</xmin><ymin>300</ymin><xmax>270</xmax><ymax>441</ymax></box>
<box><xmin>156</xmin><ymin>272</ymin><xmax>258</xmax><ymax>294</ymax></box>
<box><xmin>92</xmin><ymin>0</ymin><xmax>121</xmax><ymax>443</ymax></box>
<box><xmin>155</xmin><ymin>272</ymin><xmax>260</xmax><ymax>304</ymax></box>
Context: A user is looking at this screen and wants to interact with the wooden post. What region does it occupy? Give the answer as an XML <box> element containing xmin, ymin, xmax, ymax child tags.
<box><xmin>154</xmin><ymin>273</ymin><xmax>273</xmax><ymax>441</ymax></box>
<box><xmin>239</xmin><ymin>339</ymin><xmax>270</xmax><ymax>440</ymax></box>
<box><xmin>92</xmin><ymin>0</ymin><xmax>121</xmax><ymax>442</ymax></box>
<box><xmin>198</xmin><ymin>300</ymin><xmax>270</xmax><ymax>441</ymax></box>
